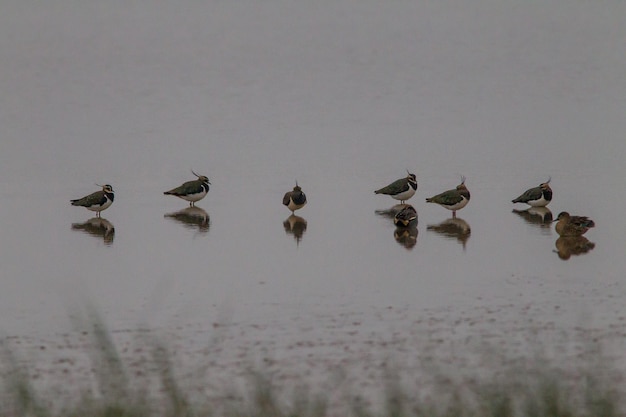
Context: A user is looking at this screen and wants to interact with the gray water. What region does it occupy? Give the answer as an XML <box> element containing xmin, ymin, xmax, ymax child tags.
<box><xmin>1</xmin><ymin>1</ymin><xmax>626</xmax><ymax>377</ymax></box>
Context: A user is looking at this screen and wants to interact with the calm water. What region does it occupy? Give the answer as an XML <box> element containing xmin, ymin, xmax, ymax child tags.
<box><xmin>1</xmin><ymin>1</ymin><xmax>625</xmax><ymax>375</ymax></box>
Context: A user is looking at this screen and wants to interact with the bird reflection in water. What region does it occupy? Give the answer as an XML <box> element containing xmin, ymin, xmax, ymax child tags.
<box><xmin>512</xmin><ymin>207</ymin><xmax>553</xmax><ymax>232</ymax></box>
<box><xmin>394</xmin><ymin>226</ymin><xmax>418</xmax><ymax>250</ymax></box>
<box><xmin>375</xmin><ymin>204</ymin><xmax>409</xmax><ymax>220</ymax></box>
<box><xmin>376</xmin><ymin>204</ymin><xmax>419</xmax><ymax>250</ymax></box>
<box><xmin>427</xmin><ymin>217</ymin><xmax>471</xmax><ymax>250</ymax></box>
<box><xmin>71</xmin><ymin>217</ymin><xmax>115</xmax><ymax>245</ymax></box>
<box><xmin>283</xmin><ymin>215</ymin><xmax>307</xmax><ymax>246</ymax></box>
<box><xmin>554</xmin><ymin>236</ymin><xmax>595</xmax><ymax>260</ymax></box>
<box><xmin>164</xmin><ymin>207</ymin><xmax>210</xmax><ymax>234</ymax></box>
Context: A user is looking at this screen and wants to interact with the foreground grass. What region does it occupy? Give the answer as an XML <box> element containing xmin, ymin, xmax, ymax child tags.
<box><xmin>0</xmin><ymin>315</ymin><xmax>622</xmax><ymax>417</ymax></box>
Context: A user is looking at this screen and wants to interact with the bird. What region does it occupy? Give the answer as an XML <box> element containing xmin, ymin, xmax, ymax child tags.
<box><xmin>512</xmin><ymin>178</ymin><xmax>553</xmax><ymax>207</ymax></box>
<box><xmin>283</xmin><ymin>181</ymin><xmax>307</xmax><ymax>214</ymax></box>
<box><xmin>554</xmin><ymin>211</ymin><xmax>595</xmax><ymax>237</ymax></box>
<box><xmin>425</xmin><ymin>176</ymin><xmax>470</xmax><ymax>218</ymax></box>
<box><xmin>164</xmin><ymin>170</ymin><xmax>210</xmax><ymax>207</ymax></box>
<box><xmin>374</xmin><ymin>171</ymin><xmax>418</xmax><ymax>204</ymax></box>
<box><xmin>393</xmin><ymin>204</ymin><xmax>418</xmax><ymax>228</ymax></box>
<box><xmin>70</xmin><ymin>184</ymin><xmax>115</xmax><ymax>217</ymax></box>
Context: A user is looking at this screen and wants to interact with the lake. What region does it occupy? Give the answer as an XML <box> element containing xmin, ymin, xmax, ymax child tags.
<box><xmin>1</xmin><ymin>0</ymin><xmax>625</xmax><ymax>405</ymax></box>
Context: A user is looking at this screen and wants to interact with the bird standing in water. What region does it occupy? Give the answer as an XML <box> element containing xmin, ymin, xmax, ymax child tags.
<box><xmin>71</xmin><ymin>184</ymin><xmax>115</xmax><ymax>217</ymax></box>
<box><xmin>512</xmin><ymin>178</ymin><xmax>552</xmax><ymax>207</ymax></box>
<box><xmin>283</xmin><ymin>181</ymin><xmax>307</xmax><ymax>214</ymax></box>
<box><xmin>426</xmin><ymin>176</ymin><xmax>470</xmax><ymax>218</ymax></box>
<box><xmin>374</xmin><ymin>171</ymin><xmax>418</xmax><ymax>204</ymax></box>
<box><xmin>164</xmin><ymin>170</ymin><xmax>210</xmax><ymax>207</ymax></box>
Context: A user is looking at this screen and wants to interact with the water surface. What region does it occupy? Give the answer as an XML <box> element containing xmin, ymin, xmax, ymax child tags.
<box><xmin>1</xmin><ymin>1</ymin><xmax>625</xmax><ymax>382</ymax></box>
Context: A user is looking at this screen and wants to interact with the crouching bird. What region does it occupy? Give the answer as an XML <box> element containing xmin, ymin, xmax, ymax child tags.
<box><xmin>554</xmin><ymin>212</ymin><xmax>595</xmax><ymax>237</ymax></box>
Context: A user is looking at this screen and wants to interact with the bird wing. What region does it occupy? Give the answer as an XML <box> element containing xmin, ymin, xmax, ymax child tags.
<box><xmin>165</xmin><ymin>180</ymin><xmax>204</xmax><ymax>196</ymax></box>
<box><xmin>512</xmin><ymin>186</ymin><xmax>542</xmax><ymax>203</ymax></box>
<box><xmin>375</xmin><ymin>178</ymin><xmax>408</xmax><ymax>195</ymax></box>
<box><xmin>427</xmin><ymin>189</ymin><xmax>464</xmax><ymax>206</ymax></box>
<box><xmin>290</xmin><ymin>190</ymin><xmax>306</xmax><ymax>205</ymax></box>
<box><xmin>71</xmin><ymin>191</ymin><xmax>107</xmax><ymax>207</ymax></box>
<box><xmin>572</xmin><ymin>216</ymin><xmax>595</xmax><ymax>228</ymax></box>
<box><xmin>282</xmin><ymin>191</ymin><xmax>292</xmax><ymax>206</ymax></box>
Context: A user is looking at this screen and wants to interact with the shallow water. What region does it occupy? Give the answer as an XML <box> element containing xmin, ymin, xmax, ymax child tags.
<box><xmin>1</xmin><ymin>0</ymin><xmax>625</xmax><ymax>387</ymax></box>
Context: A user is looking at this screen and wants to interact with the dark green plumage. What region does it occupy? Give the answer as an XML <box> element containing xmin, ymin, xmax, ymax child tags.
<box><xmin>374</xmin><ymin>172</ymin><xmax>418</xmax><ymax>203</ymax></box>
<box><xmin>283</xmin><ymin>183</ymin><xmax>307</xmax><ymax>213</ymax></box>
<box><xmin>71</xmin><ymin>190</ymin><xmax>113</xmax><ymax>208</ymax></box>
<box><xmin>426</xmin><ymin>188</ymin><xmax>466</xmax><ymax>206</ymax></box>
<box><xmin>283</xmin><ymin>187</ymin><xmax>307</xmax><ymax>207</ymax></box>
<box><xmin>70</xmin><ymin>184</ymin><xmax>115</xmax><ymax>217</ymax></box>
<box><xmin>425</xmin><ymin>178</ymin><xmax>470</xmax><ymax>217</ymax></box>
<box><xmin>164</xmin><ymin>179</ymin><xmax>208</xmax><ymax>196</ymax></box>
<box><xmin>375</xmin><ymin>173</ymin><xmax>417</xmax><ymax>194</ymax></box>
<box><xmin>164</xmin><ymin>172</ymin><xmax>210</xmax><ymax>206</ymax></box>
<box><xmin>375</xmin><ymin>178</ymin><xmax>410</xmax><ymax>195</ymax></box>
<box><xmin>512</xmin><ymin>180</ymin><xmax>552</xmax><ymax>206</ymax></box>
<box><xmin>513</xmin><ymin>187</ymin><xmax>542</xmax><ymax>203</ymax></box>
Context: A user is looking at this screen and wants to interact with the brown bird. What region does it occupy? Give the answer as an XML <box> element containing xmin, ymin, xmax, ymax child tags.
<box><xmin>554</xmin><ymin>212</ymin><xmax>595</xmax><ymax>237</ymax></box>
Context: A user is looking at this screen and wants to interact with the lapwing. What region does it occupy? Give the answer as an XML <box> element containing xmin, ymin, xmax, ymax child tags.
<box><xmin>70</xmin><ymin>184</ymin><xmax>114</xmax><ymax>217</ymax></box>
<box><xmin>512</xmin><ymin>178</ymin><xmax>553</xmax><ymax>207</ymax></box>
<box><xmin>164</xmin><ymin>170</ymin><xmax>210</xmax><ymax>207</ymax></box>
<box><xmin>393</xmin><ymin>204</ymin><xmax>418</xmax><ymax>228</ymax></box>
<box><xmin>554</xmin><ymin>211</ymin><xmax>595</xmax><ymax>237</ymax></box>
<box><xmin>374</xmin><ymin>171</ymin><xmax>418</xmax><ymax>204</ymax></box>
<box><xmin>425</xmin><ymin>176</ymin><xmax>470</xmax><ymax>218</ymax></box>
<box><xmin>283</xmin><ymin>181</ymin><xmax>307</xmax><ymax>214</ymax></box>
